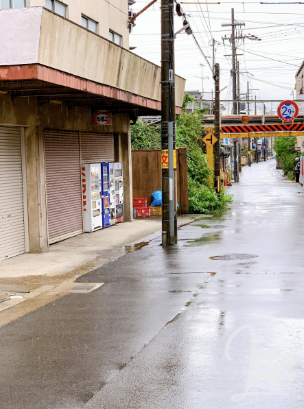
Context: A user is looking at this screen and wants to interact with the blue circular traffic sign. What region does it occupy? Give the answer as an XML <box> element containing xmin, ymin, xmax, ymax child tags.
<box><xmin>277</xmin><ymin>100</ymin><xmax>299</xmax><ymax>122</ymax></box>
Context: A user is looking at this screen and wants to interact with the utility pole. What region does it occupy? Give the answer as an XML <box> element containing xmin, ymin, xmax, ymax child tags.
<box><xmin>212</xmin><ymin>38</ymin><xmax>215</xmax><ymax>74</ymax></box>
<box><xmin>255</xmin><ymin>137</ymin><xmax>258</xmax><ymax>163</ymax></box>
<box><xmin>231</xmin><ymin>9</ymin><xmax>237</xmax><ymax>115</ymax></box>
<box><xmin>234</xmin><ymin>140</ymin><xmax>238</xmax><ymax>182</ymax></box>
<box><xmin>247</xmin><ymin>81</ymin><xmax>250</xmax><ymax>114</ymax></box>
<box><xmin>247</xmin><ymin>81</ymin><xmax>251</xmax><ymax>166</ymax></box>
<box><xmin>200</xmin><ymin>64</ymin><xmax>204</xmax><ymax>94</ymax></box>
<box><xmin>231</xmin><ymin>8</ymin><xmax>237</xmax><ymax>115</ymax></box>
<box><xmin>214</xmin><ymin>63</ymin><xmax>221</xmax><ymax>192</ymax></box>
<box><xmin>222</xmin><ymin>9</ymin><xmax>260</xmax><ymax>115</ymax></box>
<box><xmin>247</xmin><ymin>139</ymin><xmax>251</xmax><ymax>166</ymax></box>
<box><xmin>222</xmin><ymin>9</ymin><xmax>244</xmax><ymax>183</ymax></box>
<box><xmin>161</xmin><ymin>0</ymin><xmax>176</xmax><ymax>246</ymax></box>
<box><xmin>237</xmin><ymin>60</ymin><xmax>240</xmax><ymax>115</ymax></box>
<box><xmin>194</xmin><ymin>64</ymin><xmax>209</xmax><ymax>102</ymax></box>
<box><xmin>222</xmin><ymin>9</ymin><xmax>245</xmax><ymax>115</ymax></box>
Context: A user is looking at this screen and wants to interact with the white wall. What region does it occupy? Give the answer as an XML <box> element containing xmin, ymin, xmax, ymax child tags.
<box><xmin>0</xmin><ymin>7</ymin><xmax>42</xmax><ymax>65</ymax></box>
<box><xmin>1</xmin><ymin>0</ymin><xmax>129</xmax><ymax>49</ymax></box>
<box><xmin>0</xmin><ymin>7</ymin><xmax>186</xmax><ymax>107</ymax></box>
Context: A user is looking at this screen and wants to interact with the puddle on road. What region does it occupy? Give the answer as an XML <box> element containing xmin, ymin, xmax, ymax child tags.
<box><xmin>169</xmin><ymin>290</ymin><xmax>192</xmax><ymax>293</ymax></box>
<box><xmin>165</xmin><ymin>273</ymin><xmax>217</xmax><ymax>326</ymax></box>
<box><xmin>194</xmin><ymin>224</ymin><xmax>227</xmax><ymax>229</ymax></box>
<box><xmin>193</xmin><ymin>215</ymin><xmax>214</xmax><ymax>222</ymax></box>
<box><xmin>169</xmin><ymin>271</ymin><xmax>216</xmax><ymax>275</ymax></box>
<box><xmin>186</xmin><ymin>232</ymin><xmax>222</xmax><ymax>246</ymax></box>
<box><xmin>124</xmin><ymin>241</ymin><xmax>149</xmax><ymax>254</ymax></box>
<box><xmin>210</xmin><ymin>254</ymin><xmax>258</xmax><ymax>261</ymax></box>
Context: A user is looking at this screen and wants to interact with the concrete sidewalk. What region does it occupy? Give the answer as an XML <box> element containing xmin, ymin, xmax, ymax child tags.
<box><xmin>0</xmin><ymin>216</ymin><xmax>193</xmax><ymax>284</ymax></box>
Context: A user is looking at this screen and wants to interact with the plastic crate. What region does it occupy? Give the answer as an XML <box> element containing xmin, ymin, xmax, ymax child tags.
<box><xmin>150</xmin><ymin>206</ymin><xmax>162</xmax><ymax>216</ymax></box>
<box><xmin>135</xmin><ymin>206</ymin><xmax>150</xmax><ymax>218</ymax></box>
<box><xmin>133</xmin><ymin>197</ymin><xmax>147</xmax><ymax>207</ymax></box>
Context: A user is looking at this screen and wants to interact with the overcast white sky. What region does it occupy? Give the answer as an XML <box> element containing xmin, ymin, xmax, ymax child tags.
<box><xmin>129</xmin><ymin>1</ymin><xmax>304</xmax><ymax>113</ymax></box>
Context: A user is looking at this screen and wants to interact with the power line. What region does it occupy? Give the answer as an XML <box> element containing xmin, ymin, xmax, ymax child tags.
<box><xmin>237</xmin><ymin>47</ymin><xmax>300</xmax><ymax>66</ymax></box>
<box><xmin>240</xmin><ymin>74</ymin><xmax>294</xmax><ymax>89</ymax></box>
<box><xmin>191</xmin><ymin>32</ymin><xmax>213</xmax><ymax>71</ymax></box>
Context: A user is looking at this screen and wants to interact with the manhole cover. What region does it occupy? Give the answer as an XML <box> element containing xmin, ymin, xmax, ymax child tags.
<box><xmin>210</xmin><ymin>254</ymin><xmax>258</xmax><ymax>261</ymax></box>
<box><xmin>71</xmin><ymin>286</ymin><xmax>94</xmax><ymax>291</ymax></box>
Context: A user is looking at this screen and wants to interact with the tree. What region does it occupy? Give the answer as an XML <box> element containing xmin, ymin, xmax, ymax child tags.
<box><xmin>131</xmin><ymin>119</ymin><xmax>161</xmax><ymax>150</ymax></box>
<box><xmin>274</xmin><ymin>137</ymin><xmax>297</xmax><ymax>179</ymax></box>
<box><xmin>273</xmin><ymin>137</ymin><xmax>297</xmax><ymax>158</ymax></box>
<box><xmin>176</xmin><ymin>101</ymin><xmax>211</xmax><ymax>187</ymax></box>
<box><xmin>130</xmin><ymin>94</ymin><xmax>233</xmax><ymax>213</ymax></box>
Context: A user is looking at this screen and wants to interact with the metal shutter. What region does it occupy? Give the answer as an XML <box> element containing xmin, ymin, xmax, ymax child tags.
<box><xmin>80</xmin><ymin>132</ymin><xmax>114</xmax><ymax>163</ymax></box>
<box><xmin>44</xmin><ymin>130</ymin><xmax>83</xmax><ymax>244</ymax></box>
<box><xmin>0</xmin><ymin>126</ymin><xmax>26</xmax><ymax>261</ymax></box>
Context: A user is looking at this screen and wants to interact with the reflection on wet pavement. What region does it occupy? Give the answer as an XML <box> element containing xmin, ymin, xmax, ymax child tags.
<box><xmin>124</xmin><ymin>241</ymin><xmax>150</xmax><ymax>254</ymax></box>
<box><xmin>186</xmin><ymin>232</ymin><xmax>222</xmax><ymax>246</ymax></box>
<box><xmin>1</xmin><ymin>161</ymin><xmax>304</xmax><ymax>409</ymax></box>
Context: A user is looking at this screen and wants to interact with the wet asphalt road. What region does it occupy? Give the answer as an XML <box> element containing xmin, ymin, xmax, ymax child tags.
<box><xmin>1</xmin><ymin>159</ymin><xmax>304</xmax><ymax>408</ymax></box>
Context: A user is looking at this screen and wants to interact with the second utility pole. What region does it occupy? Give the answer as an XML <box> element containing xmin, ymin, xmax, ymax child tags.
<box><xmin>222</xmin><ymin>8</ymin><xmax>245</xmax><ymax>114</ymax></box>
<box><xmin>247</xmin><ymin>81</ymin><xmax>251</xmax><ymax>167</ymax></box>
<box><xmin>232</xmin><ymin>8</ymin><xmax>237</xmax><ymax>115</ymax></box>
<box><xmin>161</xmin><ymin>0</ymin><xmax>177</xmax><ymax>246</ymax></box>
<box><xmin>214</xmin><ymin>63</ymin><xmax>221</xmax><ymax>192</ymax></box>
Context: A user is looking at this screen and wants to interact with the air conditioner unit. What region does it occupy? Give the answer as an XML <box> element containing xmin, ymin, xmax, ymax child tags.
<box><xmin>128</xmin><ymin>9</ymin><xmax>137</xmax><ymax>33</ymax></box>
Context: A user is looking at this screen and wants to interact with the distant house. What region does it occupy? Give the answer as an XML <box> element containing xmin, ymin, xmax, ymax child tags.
<box><xmin>295</xmin><ymin>62</ymin><xmax>304</xmax><ymax>152</ymax></box>
<box><xmin>295</xmin><ymin>61</ymin><xmax>304</xmax><ymax>97</ymax></box>
<box><xmin>185</xmin><ymin>90</ymin><xmax>225</xmax><ymax>115</ymax></box>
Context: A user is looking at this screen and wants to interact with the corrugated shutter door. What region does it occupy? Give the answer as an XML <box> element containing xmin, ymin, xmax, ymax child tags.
<box><xmin>80</xmin><ymin>132</ymin><xmax>114</xmax><ymax>163</ymax></box>
<box><xmin>0</xmin><ymin>126</ymin><xmax>25</xmax><ymax>261</ymax></box>
<box><xmin>45</xmin><ymin>130</ymin><xmax>83</xmax><ymax>244</ymax></box>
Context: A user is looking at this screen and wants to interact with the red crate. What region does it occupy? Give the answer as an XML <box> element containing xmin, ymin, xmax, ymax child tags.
<box><xmin>133</xmin><ymin>197</ymin><xmax>147</xmax><ymax>207</ymax></box>
<box><xmin>135</xmin><ymin>206</ymin><xmax>150</xmax><ymax>218</ymax></box>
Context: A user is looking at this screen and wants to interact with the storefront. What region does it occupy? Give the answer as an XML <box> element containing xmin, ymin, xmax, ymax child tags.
<box><xmin>0</xmin><ymin>126</ymin><xmax>28</xmax><ymax>261</ymax></box>
<box><xmin>44</xmin><ymin>129</ymin><xmax>115</xmax><ymax>244</ymax></box>
<box><xmin>0</xmin><ymin>7</ymin><xmax>185</xmax><ymax>259</ymax></box>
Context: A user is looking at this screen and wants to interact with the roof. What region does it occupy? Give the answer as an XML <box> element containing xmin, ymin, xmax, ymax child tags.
<box><xmin>296</xmin><ymin>61</ymin><xmax>304</xmax><ymax>78</ymax></box>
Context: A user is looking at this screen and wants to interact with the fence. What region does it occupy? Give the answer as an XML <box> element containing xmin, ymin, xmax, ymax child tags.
<box><xmin>132</xmin><ymin>148</ymin><xmax>189</xmax><ymax>214</ymax></box>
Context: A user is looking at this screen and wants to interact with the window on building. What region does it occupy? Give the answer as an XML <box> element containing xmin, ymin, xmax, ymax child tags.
<box><xmin>81</xmin><ymin>15</ymin><xmax>98</xmax><ymax>34</ymax></box>
<box><xmin>109</xmin><ymin>31</ymin><xmax>122</xmax><ymax>46</ymax></box>
<box><xmin>110</xmin><ymin>32</ymin><xmax>122</xmax><ymax>46</ymax></box>
<box><xmin>45</xmin><ymin>0</ymin><xmax>67</xmax><ymax>18</ymax></box>
<box><xmin>2</xmin><ymin>0</ymin><xmax>26</xmax><ymax>8</ymax></box>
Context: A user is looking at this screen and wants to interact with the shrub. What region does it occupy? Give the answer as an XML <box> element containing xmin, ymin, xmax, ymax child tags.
<box><xmin>273</xmin><ymin>137</ymin><xmax>296</xmax><ymax>158</ymax></box>
<box><xmin>188</xmin><ymin>178</ymin><xmax>233</xmax><ymax>214</ymax></box>
<box><xmin>130</xmin><ymin>94</ymin><xmax>234</xmax><ymax>214</ymax></box>
<box><xmin>273</xmin><ymin>137</ymin><xmax>297</xmax><ymax>178</ymax></box>
<box><xmin>131</xmin><ymin>119</ymin><xmax>161</xmax><ymax>150</ymax></box>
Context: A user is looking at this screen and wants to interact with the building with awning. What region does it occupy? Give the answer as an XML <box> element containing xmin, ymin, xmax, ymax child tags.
<box><xmin>0</xmin><ymin>5</ymin><xmax>185</xmax><ymax>261</ymax></box>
